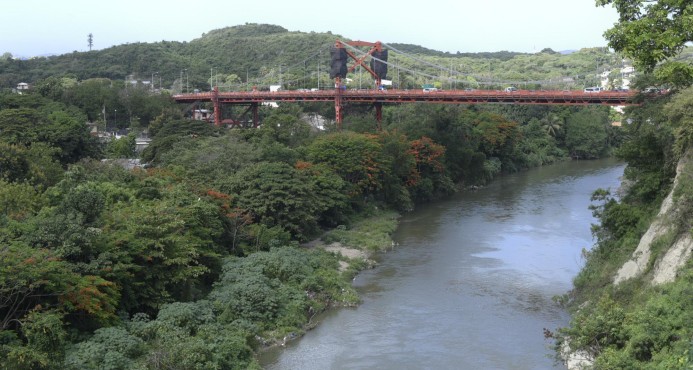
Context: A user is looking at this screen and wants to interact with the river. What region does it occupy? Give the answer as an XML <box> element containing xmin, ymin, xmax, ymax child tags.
<box><xmin>259</xmin><ymin>158</ymin><xmax>625</xmax><ymax>370</ymax></box>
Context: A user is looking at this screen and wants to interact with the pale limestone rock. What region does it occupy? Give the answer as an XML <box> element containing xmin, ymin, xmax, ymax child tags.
<box><xmin>614</xmin><ymin>148</ymin><xmax>692</xmax><ymax>285</ymax></box>
<box><xmin>652</xmin><ymin>234</ymin><xmax>693</xmax><ymax>285</ymax></box>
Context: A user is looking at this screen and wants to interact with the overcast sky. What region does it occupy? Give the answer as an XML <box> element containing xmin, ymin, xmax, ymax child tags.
<box><xmin>1</xmin><ymin>0</ymin><xmax>619</xmax><ymax>57</ymax></box>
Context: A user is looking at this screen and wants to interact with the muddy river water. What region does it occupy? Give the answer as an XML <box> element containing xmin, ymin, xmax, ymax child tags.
<box><xmin>260</xmin><ymin>158</ymin><xmax>625</xmax><ymax>369</ymax></box>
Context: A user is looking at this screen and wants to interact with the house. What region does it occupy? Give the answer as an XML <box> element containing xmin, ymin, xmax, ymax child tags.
<box><xmin>193</xmin><ymin>109</ymin><xmax>212</xmax><ymax>122</ymax></box>
<box><xmin>135</xmin><ymin>137</ymin><xmax>152</xmax><ymax>152</ymax></box>
<box><xmin>16</xmin><ymin>82</ymin><xmax>29</xmax><ymax>90</ymax></box>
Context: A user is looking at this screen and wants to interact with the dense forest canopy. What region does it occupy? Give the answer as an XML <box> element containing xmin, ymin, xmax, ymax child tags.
<box><xmin>0</xmin><ymin>11</ymin><xmax>692</xmax><ymax>368</ymax></box>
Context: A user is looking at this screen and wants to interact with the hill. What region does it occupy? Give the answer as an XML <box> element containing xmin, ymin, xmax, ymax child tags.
<box><xmin>0</xmin><ymin>23</ymin><xmax>622</xmax><ymax>92</ymax></box>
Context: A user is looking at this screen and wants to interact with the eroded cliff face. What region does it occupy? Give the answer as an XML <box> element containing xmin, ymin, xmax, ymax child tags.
<box><xmin>564</xmin><ymin>149</ymin><xmax>693</xmax><ymax>370</ymax></box>
<box><xmin>614</xmin><ymin>148</ymin><xmax>693</xmax><ymax>286</ymax></box>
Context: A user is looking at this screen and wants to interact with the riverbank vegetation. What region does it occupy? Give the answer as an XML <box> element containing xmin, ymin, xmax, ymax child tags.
<box><xmin>550</xmin><ymin>1</ymin><xmax>693</xmax><ymax>368</ymax></box>
<box><xmin>0</xmin><ymin>23</ymin><xmax>630</xmax><ymax>369</ymax></box>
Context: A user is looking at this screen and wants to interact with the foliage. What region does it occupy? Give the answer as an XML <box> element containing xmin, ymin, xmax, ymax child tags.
<box><xmin>211</xmin><ymin>247</ymin><xmax>357</xmax><ymax>331</ymax></box>
<box><xmin>472</xmin><ymin>111</ymin><xmax>520</xmax><ymax>160</ymax></box>
<box><xmin>516</xmin><ymin>118</ymin><xmax>566</xmax><ymax>168</ymax></box>
<box><xmin>1</xmin><ymin>309</ymin><xmax>68</xmax><ymax>370</ymax></box>
<box><xmin>102</xmin><ymin>184</ymin><xmax>224</xmax><ymax>312</ymax></box>
<box><xmin>0</xmin><ymin>101</ymin><xmax>96</xmax><ymax>165</ymax></box>
<box><xmin>562</xmin><ymin>269</ymin><xmax>693</xmax><ymax>369</ymax></box>
<box><xmin>564</xmin><ymin>107</ymin><xmax>610</xmax><ymax>159</ymax></box>
<box><xmin>375</xmin><ymin>130</ymin><xmax>417</xmax><ymax>211</ymax></box>
<box><xmin>306</xmin><ymin>131</ymin><xmax>384</xmax><ymax>198</ymax></box>
<box><xmin>407</xmin><ymin>136</ymin><xmax>455</xmax><ymax>201</ymax></box>
<box><xmin>561</xmin><ymin>294</ymin><xmax>628</xmax><ymax>358</ymax></box>
<box><xmin>158</xmin><ymin>133</ymin><xmax>261</xmax><ymax>185</ymax></box>
<box><xmin>664</xmin><ymin>86</ymin><xmax>693</xmax><ymax>158</ymax></box>
<box><xmin>0</xmin><ymin>22</ymin><xmax>645</xmax><ymax>369</ymax></box>
<box><xmin>588</xmin><ymin>188</ymin><xmax>647</xmax><ymax>242</ymax></box>
<box><xmin>0</xmin><ymin>243</ymin><xmax>119</xmax><ymax>334</ymax></box>
<box><xmin>559</xmin><ymin>41</ymin><xmax>693</xmax><ymax>367</ymax></box>
<box><xmin>141</xmin><ymin>119</ymin><xmax>220</xmax><ymax>164</ymax></box>
<box><xmin>64</xmin><ymin>327</ymin><xmax>144</xmax><ymax>370</ymax></box>
<box><xmin>597</xmin><ymin>0</ymin><xmax>693</xmax><ymax>76</ymax></box>
<box><xmin>105</xmin><ymin>133</ymin><xmax>136</xmax><ymax>159</ymax></box>
<box><xmin>0</xmin><ymin>180</ymin><xmax>44</xmax><ymax>220</ymax></box>
<box><xmin>321</xmin><ymin>208</ymin><xmax>400</xmax><ymax>252</ymax></box>
<box><xmin>221</xmin><ymin>161</ymin><xmax>346</xmax><ymax>240</ymax></box>
<box><xmin>616</xmin><ymin>96</ymin><xmax>676</xmax><ymax>203</ymax></box>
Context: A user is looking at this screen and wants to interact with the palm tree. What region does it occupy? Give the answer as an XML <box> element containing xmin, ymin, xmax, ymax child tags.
<box><xmin>541</xmin><ymin>113</ymin><xmax>563</xmax><ymax>137</ymax></box>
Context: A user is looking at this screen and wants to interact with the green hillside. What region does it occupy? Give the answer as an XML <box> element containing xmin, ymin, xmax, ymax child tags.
<box><xmin>1</xmin><ymin>23</ymin><xmax>621</xmax><ymax>92</ymax></box>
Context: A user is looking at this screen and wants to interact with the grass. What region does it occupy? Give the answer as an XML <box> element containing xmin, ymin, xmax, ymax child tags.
<box><xmin>321</xmin><ymin>208</ymin><xmax>400</xmax><ymax>252</ymax></box>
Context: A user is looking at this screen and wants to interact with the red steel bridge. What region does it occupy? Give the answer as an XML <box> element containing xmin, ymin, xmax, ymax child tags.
<box><xmin>172</xmin><ymin>40</ymin><xmax>637</xmax><ymax>128</ymax></box>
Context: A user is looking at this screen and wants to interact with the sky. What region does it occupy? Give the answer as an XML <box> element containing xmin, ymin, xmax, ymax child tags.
<box><xmin>1</xmin><ymin>0</ymin><xmax>619</xmax><ymax>57</ymax></box>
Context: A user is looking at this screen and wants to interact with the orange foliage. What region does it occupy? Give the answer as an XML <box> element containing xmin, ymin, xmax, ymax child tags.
<box><xmin>408</xmin><ymin>136</ymin><xmax>446</xmax><ymax>173</ymax></box>
<box><xmin>206</xmin><ymin>189</ymin><xmax>231</xmax><ymax>201</ymax></box>
<box><xmin>61</xmin><ymin>276</ymin><xmax>118</xmax><ymax>320</ymax></box>
<box><xmin>294</xmin><ymin>160</ymin><xmax>313</xmax><ymax>170</ymax></box>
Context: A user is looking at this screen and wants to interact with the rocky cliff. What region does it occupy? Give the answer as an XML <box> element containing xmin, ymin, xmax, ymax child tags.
<box><xmin>614</xmin><ymin>148</ymin><xmax>693</xmax><ymax>286</ymax></box>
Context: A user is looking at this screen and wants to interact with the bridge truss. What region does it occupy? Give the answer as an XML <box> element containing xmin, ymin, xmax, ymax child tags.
<box><xmin>173</xmin><ymin>40</ymin><xmax>637</xmax><ymax>129</ymax></box>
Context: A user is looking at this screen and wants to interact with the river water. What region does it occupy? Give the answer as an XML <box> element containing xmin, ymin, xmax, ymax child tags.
<box><xmin>260</xmin><ymin>158</ymin><xmax>625</xmax><ymax>370</ymax></box>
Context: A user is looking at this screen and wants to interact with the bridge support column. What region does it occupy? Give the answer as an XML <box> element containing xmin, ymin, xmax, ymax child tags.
<box><xmin>374</xmin><ymin>102</ymin><xmax>382</xmax><ymax>130</ymax></box>
<box><xmin>252</xmin><ymin>103</ymin><xmax>259</xmax><ymax>128</ymax></box>
<box><xmin>212</xmin><ymin>87</ymin><xmax>222</xmax><ymax>126</ymax></box>
<box><xmin>335</xmin><ymin>77</ymin><xmax>343</xmax><ymax>130</ymax></box>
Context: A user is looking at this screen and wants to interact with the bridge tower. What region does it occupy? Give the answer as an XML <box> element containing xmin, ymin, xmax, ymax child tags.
<box><xmin>332</xmin><ymin>40</ymin><xmax>388</xmax><ymax>129</ymax></box>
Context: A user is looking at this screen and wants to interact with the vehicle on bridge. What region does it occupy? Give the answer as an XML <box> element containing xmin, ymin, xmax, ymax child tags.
<box><xmin>584</xmin><ymin>86</ymin><xmax>604</xmax><ymax>93</ymax></box>
<box><xmin>422</xmin><ymin>84</ymin><xmax>438</xmax><ymax>92</ymax></box>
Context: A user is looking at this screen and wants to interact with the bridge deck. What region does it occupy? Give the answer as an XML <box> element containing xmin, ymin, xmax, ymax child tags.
<box><xmin>173</xmin><ymin>89</ymin><xmax>636</xmax><ymax>106</ymax></box>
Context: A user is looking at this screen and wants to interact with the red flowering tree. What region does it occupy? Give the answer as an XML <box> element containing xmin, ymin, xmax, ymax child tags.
<box><xmin>306</xmin><ymin>132</ymin><xmax>384</xmax><ymax>197</ymax></box>
<box><xmin>407</xmin><ymin>136</ymin><xmax>453</xmax><ymax>201</ymax></box>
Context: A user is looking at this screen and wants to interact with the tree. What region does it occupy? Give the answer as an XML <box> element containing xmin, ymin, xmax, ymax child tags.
<box><xmin>375</xmin><ymin>130</ymin><xmax>417</xmax><ymax>210</ymax></box>
<box><xmin>105</xmin><ymin>133</ymin><xmax>136</xmax><ymax>159</ymax></box>
<box><xmin>102</xmin><ymin>190</ymin><xmax>223</xmax><ymax>312</ymax></box>
<box><xmin>664</xmin><ymin>85</ymin><xmax>693</xmax><ymax>157</ymax></box>
<box><xmin>0</xmin><ymin>180</ymin><xmax>44</xmax><ymax>220</ymax></box>
<box><xmin>597</xmin><ymin>0</ymin><xmax>693</xmax><ymax>85</ymax></box>
<box><xmin>407</xmin><ymin>136</ymin><xmax>454</xmax><ymax>201</ymax></box>
<box><xmin>541</xmin><ymin>113</ymin><xmax>563</xmax><ymax>137</ymax></box>
<box><xmin>0</xmin><ymin>142</ymin><xmax>30</xmax><ymax>183</ymax></box>
<box><xmin>306</xmin><ymin>132</ymin><xmax>384</xmax><ymax>197</ymax></box>
<box><xmin>64</xmin><ymin>326</ymin><xmax>144</xmax><ymax>370</ymax></box>
<box><xmin>471</xmin><ymin>111</ymin><xmax>521</xmax><ymax>162</ymax></box>
<box><xmin>141</xmin><ymin>119</ymin><xmax>219</xmax><ymax>164</ymax></box>
<box><xmin>221</xmin><ymin>162</ymin><xmax>326</xmax><ymax>240</ymax></box>
<box><xmin>41</xmin><ymin>110</ymin><xmax>97</xmax><ymax>164</ymax></box>
<box><xmin>0</xmin><ymin>108</ymin><xmax>43</xmax><ymax>145</ymax></box>
<box><xmin>0</xmin><ymin>244</ymin><xmax>119</xmax><ymax>333</ymax></box>
<box><xmin>87</xmin><ymin>33</ymin><xmax>93</xmax><ymax>51</ymax></box>
<box><xmin>565</xmin><ymin>108</ymin><xmax>610</xmax><ymax>159</ymax></box>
